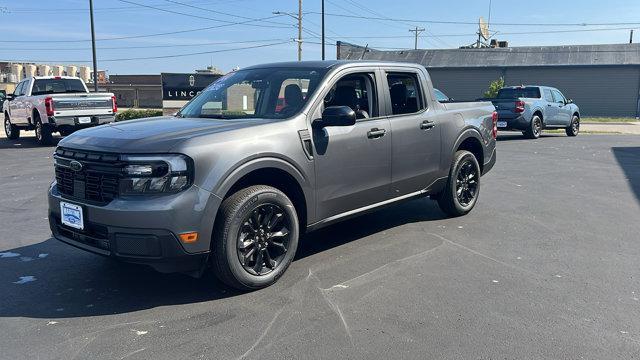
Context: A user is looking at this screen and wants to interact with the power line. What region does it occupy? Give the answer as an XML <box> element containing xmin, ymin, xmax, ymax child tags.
<box><xmin>117</xmin><ymin>0</ymin><xmax>290</xmax><ymax>29</ymax></box>
<box><xmin>0</xmin><ymin>41</ymin><xmax>291</xmax><ymax>63</ymax></box>
<box><xmin>0</xmin><ymin>15</ymin><xmax>288</xmax><ymax>43</ymax></box>
<box><xmin>162</xmin><ymin>0</ymin><xmax>291</xmax><ymax>27</ymax></box>
<box><xmin>1</xmin><ymin>38</ymin><xmax>292</xmax><ymax>51</ymax></box>
<box><xmin>308</xmin><ymin>12</ymin><xmax>640</xmax><ymax>27</ymax></box>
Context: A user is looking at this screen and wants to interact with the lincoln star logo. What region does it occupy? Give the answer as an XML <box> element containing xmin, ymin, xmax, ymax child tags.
<box><xmin>69</xmin><ymin>160</ymin><xmax>83</xmax><ymax>172</ymax></box>
<box><xmin>189</xmin><ymin>75</ymin><xmax>195</xmax><ymax>87</ymax></box>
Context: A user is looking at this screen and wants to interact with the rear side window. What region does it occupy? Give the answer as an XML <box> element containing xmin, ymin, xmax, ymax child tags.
<box><xmin>32</xmin><ymin>79</ymin><xmax>86</xmax><ymax>96</ymax></box>
<box><xmin>386</xmin><ymin>72</ymin><xmax>425</xmax><ymax>115</ymax></box>
<box><xmin>497</xmin><ymin>87</ymin><xmax>541</xmax><ymax>99</ymax></box>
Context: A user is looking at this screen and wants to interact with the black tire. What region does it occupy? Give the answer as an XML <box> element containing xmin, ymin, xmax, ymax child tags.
<box><xmin>437</xmin><ymin>150</ymin><xmax>481</xmax><ymax>217</ymax></box>
<box><xmin>566</xmin><ymin>115</ymin><xmax>580</xmax><ymax>137</ymax></box>
<box><xmin>523</xmin><ymin>115</ymin><xmax>542</xmax><ymax>139</ymax></box>
<box><xmin>4</xmin><ymin>112</ymin><xmax>20</xmax><ymax>140</ymax></box>
<box><xmin>34</xmin><ymin>114</ymin><xmax>53</xmax><ymax>146</ymax></box>
<box><xmin>59</xmin><ymin>128</ymin><xmax>75</xmax><ymax>137</ymax></box>
<box><xmin>212</xmin><ymin>185</ymin><xmax>299</xmax><ymax>291</ymax></box>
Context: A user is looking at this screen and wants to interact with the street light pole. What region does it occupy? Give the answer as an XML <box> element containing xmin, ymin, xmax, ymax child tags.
<box><xmin>273</xmin><ymin>9</ymin><xmax>303</xmax><ymax>61</ymax></box>
<box><xmin>321</xmin><ymin>0</ymin><xmax>325</xmax><ymax>60</ymax></box>
<box><xmin>89</xmin><ymin>0</ymin><xmax>98</xmax><ymax>92</ymax></box>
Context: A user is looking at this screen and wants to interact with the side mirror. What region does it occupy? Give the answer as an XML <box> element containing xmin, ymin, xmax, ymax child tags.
<box><xmin>313</xmin><ymin>106</ymin><xmax>356</xmax><ymax>128</ymax></box>
<box><xmin>5</xmin><ymin>94</ymin><xmax>14</xmax><ymax>101</ymax></box>
<box><xmin>566</xmin><ymin>99</ymin><xmax>573</xmax><ymax>104</ymax></box>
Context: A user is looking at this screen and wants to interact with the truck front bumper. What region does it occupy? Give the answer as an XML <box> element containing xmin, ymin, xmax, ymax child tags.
<box><xmin>48</xmin><ymin>182</ymin><xmax>222</xmax><ymax>274</ymax></box>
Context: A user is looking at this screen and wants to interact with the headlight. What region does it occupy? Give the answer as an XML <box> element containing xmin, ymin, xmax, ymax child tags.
<box><xmin>120</xmin><ymin>154</ymin><xmax>193</xmax><ymax>195</ymax></box>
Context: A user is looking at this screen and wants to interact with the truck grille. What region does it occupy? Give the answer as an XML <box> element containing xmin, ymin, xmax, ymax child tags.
<box><xmin>54</xmin><ymin>147</ymin><xmax>121</xmax><ymax>205</ymax></box>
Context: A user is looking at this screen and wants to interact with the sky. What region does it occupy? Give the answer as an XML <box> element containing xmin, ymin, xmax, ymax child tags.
<box><xmin>0</xmin><ymin>0</ymin><xmax>639</xmax><ymax>75</ymax></box>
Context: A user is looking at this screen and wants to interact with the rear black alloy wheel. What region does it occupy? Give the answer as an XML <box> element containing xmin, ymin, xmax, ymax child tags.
<box><xmin>524</xmin><ymin>115</ymin><xmax>542</xmax><ymax>139</ymax></box>
<box><xmin>237</xmin><ymin>203</ymin><xmax>291</xmax><ymax>276</ymax></box>
<box><xmin>437</xmin><ymin>150</ymin><xmax>481</xmax><ymax>217</ymax></box>
<box><xmin>213</xmin><ymin>185</ymin><xmax>299</xmax><ymax>290</ymax></box>
<box><xmin>4</xmin><ymin>114</ymin><xmax>20</xmax><ymax>140</ymax></box>
<box><xmin>566</xmin><ymin>116</ymin><xmax>580</xmax><ymax>137</ymax></box>
<box><xmin>455</xmin><ymin>160</ymin><xmax>479</xmax><ymax>207</ymax></box>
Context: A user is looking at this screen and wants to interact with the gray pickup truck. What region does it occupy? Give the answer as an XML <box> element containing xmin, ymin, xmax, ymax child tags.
<box><xmin>3</xmin><ymin>76</ymin><xmax>117</xmax><ymax>145</ymax></box>
<box><xmin>492</xmin><ymin>86</ymin><xmax>580</xmax><ymax>139</ymax></box>
<box><xmin>48</xmin><ymin>61</ymin><xmax>497</xmax><ymax>290</ymax></box>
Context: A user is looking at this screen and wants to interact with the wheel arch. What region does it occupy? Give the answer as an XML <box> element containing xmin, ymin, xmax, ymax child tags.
<box><xmin>453</xmin><ymin>130</ymin><xmax>485</xmax><ymax>174</ymax></box>
<box><xmin>214</xmin><ymin>157</ymin><xmax>311</xmax><ymax>230</ymax></box>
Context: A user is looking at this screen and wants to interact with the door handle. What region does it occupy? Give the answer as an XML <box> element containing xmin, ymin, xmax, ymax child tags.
<box><xmin>420</xmin><ymin>121</ymin><xmax>436</xmax><ymax>130</ymax></box>
<box><xmin>367</xmin><ymin>128</ymin><xmax>387</xmax><ymax>139</ymax></box>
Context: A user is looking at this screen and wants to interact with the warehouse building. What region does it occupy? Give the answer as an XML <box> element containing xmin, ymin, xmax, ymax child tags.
<box><xmin>337</xmin><ymin>42</ymin><xmax>640</xmax><ymax>117</ymax></box>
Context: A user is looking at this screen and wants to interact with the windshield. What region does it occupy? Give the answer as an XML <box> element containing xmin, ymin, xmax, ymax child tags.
<box><xmin>178</xmin><ymin>67</ymin><xmax>328</xmax><ymax>120</ymax></box>
<box><xmin>32</xmin><ymin>78</ymin><xmax>87</xmax><ymax>96</ymax></box>
<box><xmin>497</xmin><ymin>87</ymin><xmax>541</xmax><ymax>99</ymax></box>
<box><xmin>434</xmin><ymin>89</ymin><xmax>449</xmax><ymax>102</ymax></box>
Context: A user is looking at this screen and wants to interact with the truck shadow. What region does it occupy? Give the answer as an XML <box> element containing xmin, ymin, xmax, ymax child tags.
<box><xmin>0</xmin><ymin>136</ymin><xmax>60</xmax><ymax>149</ymax></box>
<box><xmin>0</xmin><ymin>198</ymin><xmax>445</xmax><ymax>319</ymax></box>
<box><xmin>612</xmin><ymin>147</ymin><xmax>640</xmax><ymax>204</ymax></box>
<box><xmin>496</xmin><ymin>133</ymin><xmax>565</xmax><ymax>142</ymax></box>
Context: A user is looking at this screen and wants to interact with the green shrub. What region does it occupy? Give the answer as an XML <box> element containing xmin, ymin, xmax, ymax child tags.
<box><xmin>116</xmin><ymin>109</ymin><xmax>163</xmax><ymax>122</ymax></box>
<box><xmin>483</xmin><ymin>77</ymin><xmax>505</xmax><ymax>98</ymax></box>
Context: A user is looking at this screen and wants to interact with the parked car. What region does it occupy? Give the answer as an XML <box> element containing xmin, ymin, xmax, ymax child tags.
<box><xmin>491</xmin><ymin>85</ymin><xmax>580</xmax><ymax>139</ymax></box>
<box><xmin>3</xmin><ymin>76</ymin><xmax>117</xmax><ymax>145</ymax></box>
<box><xmin>434</xmin><ymin>88</ymin><xmax>454</xmax><ymax>102</ymax></box>
<box><xmin>48</xmin><ymin>61</ymin><xmax>497</xmax><ymax>290</ymax></box>
<box><xmin>0</xmin><ymin>90</ymin><xmax>5</xmax><ymax>113</ymax></box>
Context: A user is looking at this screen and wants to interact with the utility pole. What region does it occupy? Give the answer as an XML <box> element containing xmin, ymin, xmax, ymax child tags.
<box><xmin>409</xmin><ymin>26</ymin><xmax>425</xmax><ymax>50</ymax></box>
<box><xmin>297</xmin><ymin>0</ymin><xmax>302</xmax><ymax>61</ymax></box>
<box><xmin>321</xmin><ymin>0</ymin><xmax>325</xmax><ymax>60</ymax></box>
<box><xmin>89</xmin><ymin>0</ymin><xmax>98</xmax><ymax>92</ymax></box>
<box><xmin>631</xmin><ymin>29</ymin><xmax>634</xmax><ymax>44</ymax></box>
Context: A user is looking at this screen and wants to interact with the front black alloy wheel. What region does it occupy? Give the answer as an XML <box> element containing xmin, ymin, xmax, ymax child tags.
<box><xmin>237</xmin><ymin>204</ymin><xmax>291</xmax><ymax>276</ymax></box>
<box><xmin>213</xmin><ymin>185</ymin><xmax>299</xmax><ymax>290</ymax></box>
<box><xmin>437</xmin><ymin>150</ymin><xmax>481</xmax><ymax>217</ymax></box>
<box><xmin>566</xmin><ymin>116</ymin><xmax>580</xmax><ymax>137</ymax></box>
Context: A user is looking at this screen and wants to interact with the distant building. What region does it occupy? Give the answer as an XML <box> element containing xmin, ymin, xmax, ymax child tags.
<box><xmin>102</xmin><ymin>75</ymin><xmax>162</xmax><ymax>109</ymax></box>
<box><xmin>337</xmin><ymin>42</ymin><xmax>640</xmax><ymax>117</ymax></box>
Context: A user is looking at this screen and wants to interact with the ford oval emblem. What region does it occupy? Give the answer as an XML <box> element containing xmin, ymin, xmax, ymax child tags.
<box><xmin>69</xmin><ymin>160</ymin><xmax>83</xmax><ymax>172</ymax></box>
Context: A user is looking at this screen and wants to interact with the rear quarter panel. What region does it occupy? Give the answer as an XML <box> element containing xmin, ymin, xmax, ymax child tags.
<box><xmin>441</xmin><ymin>101</ymin><xmax>496</xmax><ymax>168</ymax></box>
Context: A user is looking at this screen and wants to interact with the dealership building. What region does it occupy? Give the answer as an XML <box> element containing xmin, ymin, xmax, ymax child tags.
<box><xmin>337</xmin><ymin>42</ymin><xmax>640</xmax><ymax>117</ymax></box>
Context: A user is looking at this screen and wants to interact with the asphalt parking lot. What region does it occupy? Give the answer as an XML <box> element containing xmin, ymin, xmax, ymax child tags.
<box><xmin>1</xmin><ymin>133</ymin><xmax>639</xmax><ymax>359</ymax></box>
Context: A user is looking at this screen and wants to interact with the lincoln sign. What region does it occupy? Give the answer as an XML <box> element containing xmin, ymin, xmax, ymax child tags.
<box><xmin>161</xmin><ymin>73</ymin><xmax>222</xmax><ymax>101</ymax></box>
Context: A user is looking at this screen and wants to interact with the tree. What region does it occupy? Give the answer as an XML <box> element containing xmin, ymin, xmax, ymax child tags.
<box><xmin>483</xmin><ymin>77</ymin><xmax>505</xmax><ymax>98</ymax></box>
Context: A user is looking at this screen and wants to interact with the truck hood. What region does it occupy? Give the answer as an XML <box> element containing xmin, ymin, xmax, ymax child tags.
<box><xmin>59</xmin><ymin>116</ymin><xmax>272</xmax><ymax>153</ymax></box>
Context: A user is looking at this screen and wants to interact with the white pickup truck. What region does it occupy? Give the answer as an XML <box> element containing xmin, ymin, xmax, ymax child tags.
<box><xmin>3</xmin><ymin>76</ymin><xmax>117</xmax><ymax>145</ymax></box>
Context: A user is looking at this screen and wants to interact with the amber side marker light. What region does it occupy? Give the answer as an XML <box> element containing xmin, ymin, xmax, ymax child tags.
<box><xmin>179</xmin><ymin>232</ymin><xmax>198</xmax><ymax>243</ymax></box>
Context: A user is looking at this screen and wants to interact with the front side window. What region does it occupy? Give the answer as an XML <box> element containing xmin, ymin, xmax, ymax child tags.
<box><xmin>179</xmin><ymin>68</ymin><xmax>327</xmax><ymax>120</ymax></box>
<box><xmin>552</xmin><ymin>90</ymin><xmax>566</xmax><ymax>104</ymax></box>
<box><xmin>14</xmin><ymin>81</ymin><xmax>25</xmax><ymax>96</ymax></box>
<box><xmin>386</xmin><ymin>72</ymin><xmax>425</xmax><ymax>115</ymax></box>
<box><xmin>323</xmin><ymin>72</ymin><xmax>377</xmax><ymax>119</ymax></box>
<box><xmin>32</xmin><ymin>78</ymin><xmax>86</xmax><ymax>95</ymax></box>
<box><xmin>543</xmin><ymin>89</ymin><xmax>554</xmax><ymax>102</ymax></box>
